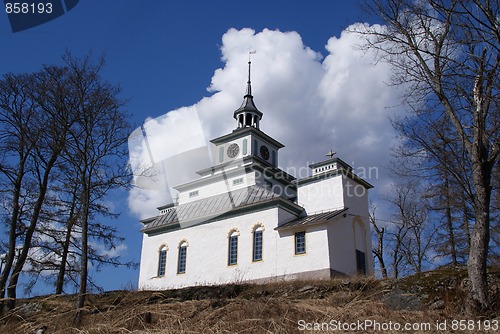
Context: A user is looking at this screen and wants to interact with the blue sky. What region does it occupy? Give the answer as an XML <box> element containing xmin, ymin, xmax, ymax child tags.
<box><xmin>2</xmin><ymin>1</ymin><xmax>395</xmax><ymax>294</ymax></box>
<box><xmin>2</xmin><ymin>1</ymin><xmax>372</xmax><ymax>125</ymax></box>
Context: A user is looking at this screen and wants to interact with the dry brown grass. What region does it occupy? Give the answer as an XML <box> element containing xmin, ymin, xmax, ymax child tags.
<box><xmin>1</xmin><ymin>270</ymin><xmax>498</xmax><ymax>334</ymax></box>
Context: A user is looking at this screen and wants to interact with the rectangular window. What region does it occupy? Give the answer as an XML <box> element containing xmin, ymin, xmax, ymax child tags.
<box><xmin>294</xmin><ymin>231</ymin><xmax>306</xmax><ymax>255</ymax></box>
<box><xmin>233</xmin><ymin>177</ymin><xmax>243</xmax><ymax>186</ymax></box>
<box><xmin>243</xmin><ymin>139</ymin><xmax>248</xmax><ymax>155</ymax></box>
<box><xmin>228</xmin><ymin>235</ymin><xmax>238</xmax><ymax>265</ymax></box>
<box><xmin>189</xmin><ymin>190</ymin><xmax>199</xmax><ymax>198</ymax></box>
<box><xmin>219</xmin><ymin>146</ymin><xmax>224</xmax><ymax>163</ymax></box>
<box><xmin>177</xmin><ymin>246</ymin><xmax>187</xmax><ymax>274</ymax></box>
<box><xmin>157</xmin><ymin>249</ymin><xmax>167</xmax><ymax>276</ymax></box>
<box><xmin>356</xmin><ymin>249</ymin><xmax>366</xmax><ymax>275</ymax></box>
<box><xmin>253</xmin><ymin>230</ymin><xmax>263</xmax><ymax>261</ymax></box>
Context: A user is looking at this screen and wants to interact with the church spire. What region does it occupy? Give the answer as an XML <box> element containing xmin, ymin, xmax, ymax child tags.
<box><xmin>245</xmin><ymin>55</ymin><xmax>252</xmax><ymax>97</ymax></box>
<box><xmin>234</xmin><ymin>53</ymin><xmax>263</xmax><ymax>130</ymax></box>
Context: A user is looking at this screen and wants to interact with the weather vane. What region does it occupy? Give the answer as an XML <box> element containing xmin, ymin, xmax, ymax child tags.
<box><xmin>248</xmin><ymin>46</ymin><xmax>256</xmax><ymax>62</ymax></box>
<box><xmin>326</xmin><ymin>148</ymin><xmax>336</xmax><ymax>159</ymax></box>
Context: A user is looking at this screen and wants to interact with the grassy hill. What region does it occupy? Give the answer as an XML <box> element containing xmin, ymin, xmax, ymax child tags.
<box><xmin>1</xmin><ymin>268</ymin><xmax>498</xmax><ymax>333</ymax></box>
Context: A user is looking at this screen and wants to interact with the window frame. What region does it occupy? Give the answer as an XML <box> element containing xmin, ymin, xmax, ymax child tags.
<box><xmin>219</xmin><ymin>146</ymin><xmax>224</xmax><ymax>163</ymax></box>
<box><xmin>233</xmin><ymin>177</ymin><xmax>244</xmax><ymax>186</ymax></box>
<box><xmin>252</xmin><ymin>228</ymin><xmax>263</xmax><ymax>262</ymax></box>
<box><xmin>157</xmin><ymin>246</ymin><xmax>167</xmax><ymax>277</ymax></box>
<box><xmin>228</xmin><ymin>231</ymin><xmax>239</xmax><ymax>266</ymax></box>
<box><xmin>294</xmin><ymin>231</ymin><xmax>306</xmax><ymax>255</ymax></box>
<box><xmin>177</xmin><ymin>242</ymin><xmax>187</xmax><ymax>274</ymax></box>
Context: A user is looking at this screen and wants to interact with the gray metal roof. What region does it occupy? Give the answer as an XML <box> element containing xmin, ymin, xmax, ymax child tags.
<box><xmin>142</xmin><ymin>185</ymin><xmax>292</xmax><ymax>233</ymax></box>
<box><xmin>276</xmin><ymin>207</ymin><xmax>348</xmax><ymax>230</ymax></box>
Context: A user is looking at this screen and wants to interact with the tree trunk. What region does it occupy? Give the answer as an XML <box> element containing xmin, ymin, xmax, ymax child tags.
<box><xmin>55</xmin><ymin>187</ymin><xmax>79</xmax><ymax>295</ymax></box>
<box><xmin>444</xmin><ymin>178</ymin><xmax>458</xmax><ymax>266</ymax></box>
<box><xmin>466</xmin><ymin>161</ymin><xmax>492</xmax><ymax>314</ymax></box>
<box><xmin>0</xmin><ymin>169</ymin><xmax>24</xmax><ymax>314</ymax></box>
<box><xmin>374</xmin><ymin>227</ymin><xmax>388</xmax><ymax>278</ymax></box>
<box><xmin>393</xmin><ymin>241</ymin><xmax>401</xmax><ymax>279</ymax></box>
<box><xmin>462</xmin><ymin>193</ymin><xmax>472</xmax><ymax>254</ymax></box>
<box><xmin>6</xmin><ymin>152</ymin><xmax>59</xmax><ymax>310</ymax></box>
<box><xmin>74</xmin><ymin>186</ymin><xmax>90</xmax><ymax>326</ymax></box>
<box><xmin>55</xmin><ymin>219</ymin><xmax>75</xmax><ymax>295</ymax></box>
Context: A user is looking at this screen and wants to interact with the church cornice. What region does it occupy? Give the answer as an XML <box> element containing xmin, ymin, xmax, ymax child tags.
<box><xmin>275</xmin><ymin>207</ymin><xmax>348</xmax><ymax>231</ymax></box>
<box><xmin>195</xmin><ymin>156</ymin><xmax>251</xmax><ymax>177</ymax></box>
<box><xmin>296</xmin><ymin>168</ymin><xmax>373</xmax><ymax>189</ymax></box>
<box><xmin>140</xmin><ymin>216</ymin><xmax>156</xmax><ymax>225</ymax></box>
<box><xmin>210</xmin><ymin>126</ymin><xmax>284</xmax><ymax>149</ymax></box>
<box><xmin>173</xmin><ymin>162</ymin><xmax>250</xmax><ymax>192</ymax></box>
<box><xmin>172</xmin><ymin>155</ymin><xmax>296</xmax><ymax>193</ymax></box>
<box><xmin>308</xmin><ymin>157</ymin><xmax>352</xmax><ymax>171</ymax></box>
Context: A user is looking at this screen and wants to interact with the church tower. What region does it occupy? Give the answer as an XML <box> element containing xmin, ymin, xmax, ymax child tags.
<box><xmin>173</xmin><ymin>59</ymin><xmax>297</xmax><ymax>205</ymax></box>
<box><xmin>233</xmin><ymin>60</ymin><xmax>263</xmax><ymax>129</ymax></box>
<box><xmin>210</xmin><ymin>59</ymin><xmax>282</xmax><ymax>168</ymax></box>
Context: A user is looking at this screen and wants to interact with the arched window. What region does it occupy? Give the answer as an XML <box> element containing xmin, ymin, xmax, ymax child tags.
<box><xmin>228</xmin><ymin>229</ymin><xmax>239</xmax><ymax>266</ymax></box>
<box><xmin>177</xmin><ymin>241</ymin><xmax>188</xmax><ymax>274</ymax></box>
<box><xmin>157</xmin><ymin>245</ymin><xmax>167</xmax><ymax>276</ymax></box>
<box><xmin>252</xmin><ymin>225</ymin><xmax>263</xmax><ymax>262</ymax></box>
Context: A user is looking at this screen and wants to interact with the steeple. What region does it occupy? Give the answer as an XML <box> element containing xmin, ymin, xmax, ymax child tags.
<box><xmin>233</xmin><ymin>57</ymin><xmax>263</xmax><ymax>129</ymax></box>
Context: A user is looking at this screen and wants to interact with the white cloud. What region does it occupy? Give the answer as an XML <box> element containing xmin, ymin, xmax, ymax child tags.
<box><xmin>128</xmin><ymin>26</ymin><xmax>405</xmax><ymax>219</ymax></box>
<box><xmin>91</xmin><ymin>242</ymin><xmax>128</xmax><ymax>259</ymax></box>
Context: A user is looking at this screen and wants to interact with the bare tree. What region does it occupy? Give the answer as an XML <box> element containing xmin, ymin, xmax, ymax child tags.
<box><xmin>370</xmin><ymin>207</ymin><xmax>388</xmax><ymax>278</ymax></box>
<box><xmin>360</xmin><ymin>0</ymin><xmax>499</xmax><ymax>314</ymax></box>
<box><xmin>389</xmin><ymin>218</ymin><xmax>409</xmax><ymax>279</ymax></box>
<box><xmin>0</xmin><ymin>73</ymin><xmax>40</xmax><ymax>312</ymax></box>
<box><xmin>58</xmin><ymin>53</ymin><xmax>132</xmax><ymax>325</ymax></box>
<box><xmin>0</xmin><ymin>53</ymin><xmax>133</xmax><ymax>314</ymax></box>
<box><xmin>385</xmin><ymin>181</ymin><xmax>435</xmax><ymax>277</ymax></box>
<box><xmin>5</xmin><ymin>65</ymin><xmax>78</xmax><ymax>310</ymax></box>
<box><xmin>400</xmin><ymin>208</ymin><xmax>435</xmax><ymax>274</ymax></box>
<box><xmin>397</xmin><ymin>116</ymin><xmax>473</xmax><ymax>266</ymax></box>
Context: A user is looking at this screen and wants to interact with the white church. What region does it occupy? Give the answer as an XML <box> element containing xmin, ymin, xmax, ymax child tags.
<box><xmin>138</xmin><ymin>61</ymin><xmax>374</xmax><ymax>290</ymax></box>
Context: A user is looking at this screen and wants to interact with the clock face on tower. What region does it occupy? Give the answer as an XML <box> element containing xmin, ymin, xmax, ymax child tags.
<box><xmin>260</xmin><ymin>145</ymin><xmax>270</xmax><ymax>160</ymax></box>
<box><xmin>227</xmin><ymin>143</ymin><xmax>240</xmax><ymax>158</ymax></box>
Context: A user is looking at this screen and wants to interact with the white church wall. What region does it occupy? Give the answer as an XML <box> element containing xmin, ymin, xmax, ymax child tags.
<box><xmin>354</xmin><ymin>218</ymin><xmax>366</xmax><ymax>252</ymax></box>
<box><xmin>138</xmin><ymin>232</ymin><xmax>158</xmax><ymax>287</ymax></box>
<box><xmin>275</xmin><ymin>224</ymin><xmax>331</xmax><ymax>279</ymax></box>
<box><xmin>297</xmin><ymin>175</ymin><xmax>344</xmax><ymax>214</ymax></box>
<box><xmin>327</xmin><ymin>217</ymin><xmax>357</xmax><ymax>275</ymax></box>
<box><xmin>342</xmin><ymin>176</ymin><xmax>369</xmax><ymax>217</ymax></box>
<box><xmin>342</xmin><ymin>177</ymin><xmax>374</xmax><ymax>275</ymax></box>
<box><xmin>138</xmin><ymin>205</ymin><xmax>337</xmax><ymax>290</ymax></box>
<box><xmin>139</xmin><ymin>174</ymin><xmax>374</xmax><ymax>290</ymax></box>
<box><xmin>139</xmin><ymin>207</ymin><xmax>283</xmax><ymax>289</ymax></box>
<box><xmin>277</xmin><ymin>208</ymin><xmax>299</xmax><ymax>227</ymax></box>
<box><xmin>325</xmin><ymin>216</ymin><xmax>374</xmax><ymax>276</ymax></box>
